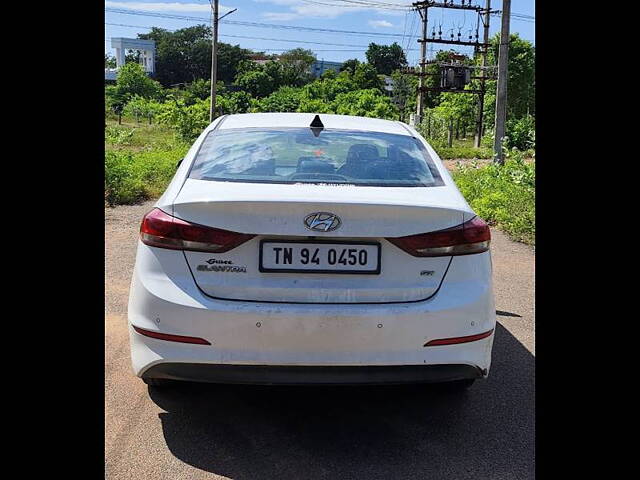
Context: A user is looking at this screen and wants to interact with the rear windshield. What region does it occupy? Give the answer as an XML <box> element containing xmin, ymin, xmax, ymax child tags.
<box><xmin>189</xmin><ymin>127</ymin><xmax>444</xmax><ymax>187</ymax></box>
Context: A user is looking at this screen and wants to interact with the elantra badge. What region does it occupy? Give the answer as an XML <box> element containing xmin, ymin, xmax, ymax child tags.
<box><xmin>304</xmin><ymin>212</ymin><xmax>341</xmax><ymax>232</ymax></box>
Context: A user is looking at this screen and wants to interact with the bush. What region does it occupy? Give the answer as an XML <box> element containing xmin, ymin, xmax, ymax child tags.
<box><xmin>105</xmin><ymin>148</ymin><xmax>187</xmax><ymax>206</ymax></box>
<box><xmin>234</xmin><ymin>69</ymin><xmax>275</xmax><ymax>98</ymax></box>
<box><xmin>332</xmin><ymin>89</ymin><xmax>397</xmax><ymax>119</ymax></box>
<box><xmin>156</xmin><ymin>98</ymin><xmax>210</xmax><ymax>141</ymax></box>
<box><xmin>254</xmin><ymin>86</ymin><xmax>303</xmax><ymax>112</ymax></box>
<box><xmin>218</xmin><ymin>91</ymin><xmax>252</xmax><ymax>115</ymax></box>
<box><xmin>504</xmin><ymin>114</ymin><xmax>535</xmax><ymax>151</ymax></box>
<box><xmin>123</xmin><ymin>96</ymin><xmax>163</xmax><ymax>124</ymax></box>
<box><xmin>105</xmin><ymin>126</ymin><xmax>135</xmax><ymax>145</ymax></box>
<box><xmin>452</xmin><ymin>153</ymin><xmax>535</xmax><ymax>245</ymax></box>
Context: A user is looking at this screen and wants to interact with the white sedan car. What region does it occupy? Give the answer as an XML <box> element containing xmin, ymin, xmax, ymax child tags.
<box><xmin>128</xmin><ymin>113</ymin><xmax>495</xmax><ymax>390</ymax></box>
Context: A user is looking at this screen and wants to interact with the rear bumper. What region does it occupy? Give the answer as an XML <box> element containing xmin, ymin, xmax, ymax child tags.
<box><xmin>142</xmin><ymin>363</ymin><xmax>485</xmax><ymax>385</ymax></box>
<box><xmin>128</xmin><ymin>243</ymin><xmax>496</xmax><ymax>380</ymax></box>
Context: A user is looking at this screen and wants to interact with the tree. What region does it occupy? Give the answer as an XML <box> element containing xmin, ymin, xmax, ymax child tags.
<box><xmin>300</xmin><ymin>70</ymin><xmax>356</xmax><ymax>105</ymax></box>
<box><xmin>254</xmin><ymin>86</ymin><xmax>303</xmax><ymax>113</ymax></box>
<box><xmin>332</xmin><ymin>89</ymin><xmax>398</xmax><ymax>119</ymax></box>
<box><xmin>138</xmin><ymin>26</ymin><xmax>251</xmax><ymax>86</ymax></box>
<box><xmin>320</xmin><ymin>69</ymin><xmax>337</xmax><ymax>81</ymax></box>
<box><xmin>433</xmin><ymin>92</ymin><xmax>477</xmax><ymax>127</ymax></box>
<box><xmin>218</xmin><ymin>91</ymin><xmax>253</xmax><ymax>115</ymax></box>
<box><xmin>217</xmin><ymin>43</ymin><xmax>255</xmax><ymax>84</ymax></box>
<box><xmin>235</xmin><ymin>59</ymin><xmax>262</xmax><ymax>77</ymax></box>
<box><xmin>105</xmin><ymin>54</ymin><xmax>116</xmax><ymax>68</ymax></box>
<box><xmin>353</xmin><ymin>63</ymin><xmax>383</xmax><ymax>90</ymax></box>
<box><xmin>105</xmin><ymin>86</ymin><xmax>127</xmax><ymax>124</ymax></box>
<box><xmin>156</xmin><ymin>97</ymin><xmax>210</xmax><ymax>140</ymax></box>
<box><xmin>488</xmin><ymin>33</ymin><xmax>535</xmax><ymax>119</ymax></box>
<box><xmin>105</xmin><ymin>63</ymin><xmax>162</xmax><ymax>123</ymax></box>
<box><xmin>233</xmin><ymin>60</ymin><xmax>286</xmax><ymax>98</ymax></box>
<box><xmin>340</xmin><ymin>58</ymin><xmax>360</xmax><ymax>74</ymax></box>
<box><xmin>365</xmin><ymin>43</ymin><xmax>407</xmax><ymax>75</ymax></box>
<box><xmin>263</xmin><ymin>60</ymin><xmax>285</xmax><ymax>86</ymax></box>
<box><xmin>182</xmin><ymin>78</ymin><xmax>224</xmax><ymax>104</ymax></box>
<box><xmin>234</xmin><ymin>70</ymin><xmax>274</xmax><ymax>98</ymax></box>
<box><xmin>390</xmin><ymin>71</ymin><xmax>417</xmax><ymax>122</ymax></box>
<box><xmin>113</xmin><ymin>62</ymin><xmax>162</xmax><ymax>100</ymax></box>
<box><xmin>278</xmin><ymin>48</ymin><xmax>316</xmax><ymax>86</ymax></box>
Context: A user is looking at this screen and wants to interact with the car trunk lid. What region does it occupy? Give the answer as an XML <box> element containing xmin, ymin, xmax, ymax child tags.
<box><xmin>174</xmin><ymin>179</ymin><xmax>470</xmax><ymax>303</ymax></box>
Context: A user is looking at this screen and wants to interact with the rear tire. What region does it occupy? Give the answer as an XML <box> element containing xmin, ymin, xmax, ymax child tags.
<box><xmin>142</xmin><ymin>377</ymin><xmax>176</xmax><ymax>387</ymax></box>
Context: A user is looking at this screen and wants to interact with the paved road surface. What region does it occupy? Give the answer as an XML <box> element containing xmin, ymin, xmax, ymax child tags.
<box><xmin>105</xmin><ymin>201</ymin><xmax>534</xmax><ymax>480</ymax></box>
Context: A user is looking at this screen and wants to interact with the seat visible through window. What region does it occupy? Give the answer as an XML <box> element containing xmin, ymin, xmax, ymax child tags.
<box><xmin>337</xmin><ymin>144</ymin><xmax>379</xmax><ymax>178</ymax></box>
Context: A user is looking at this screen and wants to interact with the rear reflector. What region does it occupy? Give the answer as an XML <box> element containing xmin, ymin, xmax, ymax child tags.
<box><xmin>140</xmin><ymin>208</ymin><xmax>255</xmax><ymax>253</ymax></box>
<box><xmin>387</xmin><ymin>216</ymin><xmax>490</xmax><ymax>257</ymax></box>
<box><xmin>424</xmin><ymin>329</ymin><xmax>494</xmax><ymax>347</ymax></box>
<box><xmin>133</xmin><ymin>325</ymin><xmax>211</xmax><ymax>345</ymax></box>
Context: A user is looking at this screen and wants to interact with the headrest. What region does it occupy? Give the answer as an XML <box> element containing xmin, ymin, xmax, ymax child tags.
<box><xmin>346</xmin><ymin>144</ymin><xmax>379</xmax><ymax>163</ymax></box>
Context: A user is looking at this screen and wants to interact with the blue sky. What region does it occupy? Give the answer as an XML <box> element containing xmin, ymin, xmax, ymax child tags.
<box><xmin>105</xmin><ymin>1</ymin><xmax>535</xmax><ymax>65</ymax></box>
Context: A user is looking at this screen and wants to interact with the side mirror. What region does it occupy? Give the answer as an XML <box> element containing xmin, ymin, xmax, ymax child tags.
<box><xmin>176</xmin><ymin>158</ymin><xmax>183</xmax><ymax>170</ymax></box>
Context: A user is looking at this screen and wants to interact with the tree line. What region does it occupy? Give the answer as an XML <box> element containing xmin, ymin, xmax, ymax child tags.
<box><xmin>105</xmin><ymin>24</ymin><xmax>534</xmax><ymax>150</ymax></box>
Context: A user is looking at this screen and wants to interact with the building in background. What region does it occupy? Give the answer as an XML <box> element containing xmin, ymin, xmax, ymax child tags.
<box><xmin>248</xmin><ymin>54</ymin><xmax>279</xmax><ymax>65</ymax></box>
<box><xmin>105</xmin><ymin>38</ymin><xmax>156</xmax><ymax>81</ymax></box>
<box><xmin>311</xmin><ymin>60</ymin><xmax>343</xmax><ymax>77</ymax></box>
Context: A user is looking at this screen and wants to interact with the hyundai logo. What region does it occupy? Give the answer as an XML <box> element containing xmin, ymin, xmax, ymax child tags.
<box><xmin>304</xmin><ymin>212</ymin><xmax>341</xmax><ymax>232</ymax></box>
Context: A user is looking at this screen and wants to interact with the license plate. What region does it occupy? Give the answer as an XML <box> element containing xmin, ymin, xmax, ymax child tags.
<box><xmin>259</xmin><ymin>240</ymin><xmax>381</xmax><ymax>274</ymax></box>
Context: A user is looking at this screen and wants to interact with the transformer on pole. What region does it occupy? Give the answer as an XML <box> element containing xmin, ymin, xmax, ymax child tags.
<box><xmin>410</xmin><ymin>1</ymin><xmax>496</xmax><ymax>145</ymax></box>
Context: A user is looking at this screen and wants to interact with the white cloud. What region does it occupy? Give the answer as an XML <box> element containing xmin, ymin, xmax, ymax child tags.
<box><xmin>253</xmin><ymin>0</ymin><xmax>302</xmax><ymax>5</ymax></box>
<box><xmin>369</xmin><ymin>20</ymin><xmax>393</xmax><ymax>28</ymax></box>
<box><xmin>256</xmin><ymin>0</ymin><xmax>410</xmax><ymax>21</ymax></box>
<box><xmin>262</xmin><ymin>12</ymin><xmax>300</xmax><ymax>21</ymax></box>
<box><xmin>105</xmin><ymin>2</ymin><xmax>232</xmax><ymax>14</ymax></box>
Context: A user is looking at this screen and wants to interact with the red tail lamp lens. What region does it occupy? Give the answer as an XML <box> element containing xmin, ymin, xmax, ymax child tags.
<box><xmin>140</xmin><ymin>208</ymin><xmax>254</xmax><ymax>253</ymax></box>
<box><xmin>387</xmin><ymin>216</ymin><xmax>491</xmax><ymax>257</ymax></box>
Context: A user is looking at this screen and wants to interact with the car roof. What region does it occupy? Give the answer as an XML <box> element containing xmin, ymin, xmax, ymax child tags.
<box><xmin>213</xmin><ymin>113</ymin><xmax>412</xmax><ymax>136</ymax></box>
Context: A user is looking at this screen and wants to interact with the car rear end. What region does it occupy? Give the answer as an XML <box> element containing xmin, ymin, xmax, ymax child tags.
<box><xmin>127</xmin><ymin>113</ymin><xmax>495</xmax><ymax>385</ymax></box>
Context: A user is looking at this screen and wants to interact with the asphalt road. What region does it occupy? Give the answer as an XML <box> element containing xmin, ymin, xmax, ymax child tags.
<box><xmin>105</xmin><ymin>200</ymin><xmax>535</xmax><ymax>480</ymax></box>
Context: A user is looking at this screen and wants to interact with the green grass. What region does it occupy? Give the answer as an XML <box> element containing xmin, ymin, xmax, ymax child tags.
<box><xmin>105</xmin><ymin>118</ymin><xmax>183</xmax><ymax>152</ymax></box>
<box><xmin>436</xmin><ymin>146</ymin><xmax>493</xmax><ymax>159</ymax></box>
<box><xmin>452</xmin><ymin>154</ymin><xmax>535</xmax><ymax>245</ymax></box>
<box><xmin>427</xmin><ymin>136</ymin><xmax>493</xmax><ymax>160</ymax></box>
<box><xmin>105</xmin><ymin>118</ymin><xmax>189</xmax><ymax>206</ymax></box>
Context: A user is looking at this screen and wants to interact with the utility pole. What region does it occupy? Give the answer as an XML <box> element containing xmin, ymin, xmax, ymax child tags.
<box><xmin>474</xmin><ymin>0</ymin><xmax>491</xmax><ymax>148</ymax></box>
<box><xmin>209</xmin><ymin>0</ymin><xmax>219</xmax><ymax>123</ymax></box>
<box><xmin>493</xmin><ymin>0</ymin><xmax>511</xmax><ymax>164</ymax></box>
<box><xmin>208</xmin><ymin>2</ymin><xmax>236</xmax><ymax>122</ymax></box>
<box><xmin>416</xmin><ymin>7</ymin><xmax>428</xmax><ymax>123</ymax></box>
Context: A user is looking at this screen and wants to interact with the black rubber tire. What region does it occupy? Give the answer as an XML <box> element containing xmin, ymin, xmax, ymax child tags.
<box><xmin>142</xmin><ymin>377</ymin><xmax>176</xmax><ymax>387</ymax></box>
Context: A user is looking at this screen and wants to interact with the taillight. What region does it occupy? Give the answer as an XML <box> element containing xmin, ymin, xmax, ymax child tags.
<box><xmin>387</xmin><ymin>216</ymin><xmax>490</xmax><ymax>257</ymax></box>
<box><xmin>140</xmin><ymin>208</ymin><xmax>255</xmax><ymax>253</ymax></box>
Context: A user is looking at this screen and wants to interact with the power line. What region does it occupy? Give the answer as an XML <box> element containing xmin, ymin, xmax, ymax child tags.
<box><xmin>300</xmin><ymin>0</ymin><xmax>409</xmax><ymax>10</ymax></box>
<box><xmin>333</xmin><ymin>0</ymin><xmax>411</xmax><ymax>7</ymax></box>
<box><xmin>104</xmin><ymin>23</ymin><xmax>377</xmax><ymax>48</ymax></box>
<box><xmin>104</xmin><ymin>39</ymin><xmax>393</xmax><ymax>52</ymax></box>
<box><xmin>105</xmin><ymin>7</ymin><xmax>417</xmax><ymax>38</ymax></box>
